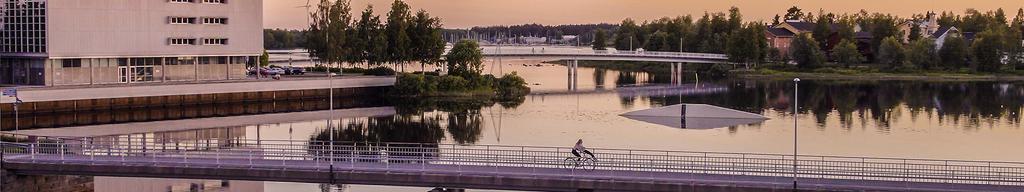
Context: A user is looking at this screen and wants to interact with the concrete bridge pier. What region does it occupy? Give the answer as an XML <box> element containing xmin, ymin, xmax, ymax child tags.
<box><xmin>567</xmin><ymin>60</ymin><xmax>578</xmax><ymax>91</ymax></box>
<box><xmin>670</xmin><ymin>63</ymin><xmax>684</xmax><ymax>85</ymax></box>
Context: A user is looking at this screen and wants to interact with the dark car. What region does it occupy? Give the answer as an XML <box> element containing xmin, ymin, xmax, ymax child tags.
<box><xmin>284</xmin><ymin>67</ymin><xmax>306</xmax><ymax>75</ymax></box>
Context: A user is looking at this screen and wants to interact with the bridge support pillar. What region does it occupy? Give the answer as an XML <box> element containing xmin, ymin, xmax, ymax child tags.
<box><xmin>568</xmin><ymin>60</ymin><xmax>578</xmax><ymax>91</ymax></box>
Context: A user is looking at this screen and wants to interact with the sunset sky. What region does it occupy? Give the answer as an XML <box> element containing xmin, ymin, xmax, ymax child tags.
<box><xmin>264</xmin><ymin>0</ymin><xmax>1024</xmax><ymax>30</ymax></box>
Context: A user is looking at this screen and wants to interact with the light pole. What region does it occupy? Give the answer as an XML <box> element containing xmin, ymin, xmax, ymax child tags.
<box><xmin>792</xmin><ymin>78</ymin><xmax>800</xmax><ymax>191</ymax></box>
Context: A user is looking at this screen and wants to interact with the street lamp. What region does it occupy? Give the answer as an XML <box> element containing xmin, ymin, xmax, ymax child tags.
<box><xmin>792</xmin><ymin>78</ymin><xmax>800</xmax><ymax>191</ymax></box>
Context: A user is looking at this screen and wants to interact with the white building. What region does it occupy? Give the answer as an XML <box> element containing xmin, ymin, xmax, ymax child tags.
<box><xmin>1</xmin><ymin>0</ymin><xmax>263</xmax><ymax>86</ymax></box>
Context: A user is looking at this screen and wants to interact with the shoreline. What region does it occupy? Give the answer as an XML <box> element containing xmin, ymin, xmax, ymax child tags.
<box><xmin>735</xmin><ymin>72</ymin><xmax>1024</xmax><ymax>81</ymax></box>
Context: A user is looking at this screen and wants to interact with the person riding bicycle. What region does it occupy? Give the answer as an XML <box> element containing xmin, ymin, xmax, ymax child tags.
<box><xmin>572</xmin><ymin>139</ymin><xmax>595</xmax><ymax>160</ymax></box>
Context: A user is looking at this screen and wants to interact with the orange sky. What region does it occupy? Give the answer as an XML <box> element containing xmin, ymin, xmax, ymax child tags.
<box><xmin>264</xmin><ymin>0</ymin><xmax>1024</xmax><ymax>29</ymax></box>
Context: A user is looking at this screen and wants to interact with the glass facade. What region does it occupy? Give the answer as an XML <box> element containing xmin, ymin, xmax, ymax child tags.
<box><xmin>0</xmin><ymin>0</ymin><xmax>47</xmax><ymax>54</ymax></box>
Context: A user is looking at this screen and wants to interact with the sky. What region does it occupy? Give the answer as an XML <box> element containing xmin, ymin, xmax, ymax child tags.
<box><xmin>264</xmin><ymin>0</ymin><xmax>1024</xmax><ymax>30</ymax></box>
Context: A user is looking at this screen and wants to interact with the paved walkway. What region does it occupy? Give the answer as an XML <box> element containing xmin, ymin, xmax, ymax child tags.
<box><xmin>5</xmin><ymin>154</ymin><xmax>1020</xmax><ymax>192</ymax></box>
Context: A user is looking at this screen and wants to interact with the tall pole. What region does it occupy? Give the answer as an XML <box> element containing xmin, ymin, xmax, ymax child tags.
<box><xmin>792</xmin><ymin>78</ymin><xmax>800</xmax><ymax>191</ymax></box>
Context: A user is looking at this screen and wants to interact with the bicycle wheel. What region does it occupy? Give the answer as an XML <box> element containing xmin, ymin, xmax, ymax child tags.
<box><xmin>562</xmin><ymin>157</ymin><xmax>576</xmax><ymax>169</ymax></box>
<box><xmin>580</xmin><ymin>158</ymin><xmax>596</xmax><ymax>171</ymax></box>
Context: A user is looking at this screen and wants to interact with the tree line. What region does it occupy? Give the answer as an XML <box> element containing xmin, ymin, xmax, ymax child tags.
<box><xmin>304</xmin><ymin>0</ymin><xmax>446</xmax><ymax>71</ymax></box>
<box><xmin>591</xmin><ymin>7</ymin><xmax>769</xmax><ymax>65</ymax></box>
<box><xmin>264</xmin><ymin>29</ymin><xmax>306</xmax><ymax>50</ymax></box>
<box><xmin>785</xmin><ymin>7</ymin><xmax>1024</xmax><ymax>73</ymax></box>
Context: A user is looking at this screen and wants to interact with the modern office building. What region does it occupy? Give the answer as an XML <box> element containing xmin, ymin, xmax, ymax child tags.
<box><xmin>1</xmin><ymin>0</ymin><xmax>263</xmax><ymax>86</ymax></box>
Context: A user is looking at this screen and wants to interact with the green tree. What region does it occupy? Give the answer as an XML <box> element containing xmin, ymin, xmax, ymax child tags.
<box><xmin>726</xmin><ymin>23</ymin><xmax>767</xmax><ymax>65</ymax></box>
<box><xmin>877</xmin><ymin>36</ymin><xmax>906</xmax><ymax>68</ymax></box>
<box><xmin>940</xmin><ymin>35</ymin><xmax>969</xmax><ymax>70</ymax></box>
<box><xmin>790</xmin><ymin>34</ymin><xmax>825</xmax><ymax>69</ymax></box>
<box><xmin>446</xmin><ymin>40</ymin><xmax>484</xmax><ymax>78</ymax></box>
<box><xmin>908</xmin><ymin>25</ymin><xmax>922</xmax><ymax>42</ymax></box>
<box><xmin>905</xmin><ymin>38</ymin><xmax>939</xmax><ymax>70</ymax></box>
<box><xmin>812</xmin><ymin>15</ymin><xmax>833</xmax><ymax>49</ymax></box>
<box><xmin>614</xmin><ymin>18</ymin><xmax>640</xmax><ymax>51</ymax></box>
<box><xmin>260</xmin><ymin>50</ymin><xmax>270</xmax><ymax>67</ymax></box>
<box><xmin>328</xmin><ymin>0</ymin><xmax>354</xmax><ymax>65</ymax></box>
<box><xmin>386</xmin><ymin>0</ymin><xmax>413</xmax><ymax>69</ymax></box>
<box><xmin>784</xmin><ymin>6</ymin><xmax>804</xmax><ymax>21</ymax></box>
<box><xmin>868</xmin><ymin>14</ymin><xmax>901</xmax><ymax>56</ymax></box>
<box><xmin>972</xmin><ymin>27</ymin><xmax>1011</xmax><ymax>72</ymax></box>
<box><xmin>832</xmin><ymin>39</ymin><xmax>864</xmax><ymax>68</ymax></box>
<box><xmin>305</xmin><ymin>0</ymin><xmax>334</xmax><ymax>66</ymax></box>
<box><xmin>409</xmin><ymin>10</ymin><xmax>445</xmax><ymax>71</ymax></box>
<box><xmin>592</xmin><ymin>29</ymin><xmax>608</xmax><ymax>50</ymax></box>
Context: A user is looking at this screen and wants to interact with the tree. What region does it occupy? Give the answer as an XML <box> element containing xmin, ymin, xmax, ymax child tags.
<box><xmin>772</xmin><ymin>14</ymin><xmax>781</xmax><ymax>26</ymax></box>
<box><xmin>726</xmin><ymin>23</ymin><xmax>767</xmax><ymax>65</ymax></box>
<box><xmin>908</xmin><ymin>25</ymin><xmax>922</xmax><ymax>41</ymax></box>
<box><xmin>905</xmin><ymin>38</ymin><xmax>939</xmax><ymax>70</ymax></box>
<box><xmin>614</xmin><ymin>18</ymin><xmax>639</xmax><ymax>51</ymax></box>
<box><xmin>327</xmin><ymin>0</ymin><xmax>354</xmax><ymax>65</ymax></box>
<box><xmin>260</xmin><ymin>50</ymin><xmax>270</xmax><ymax>67</ymax></box>
<box><xmin>812</xmin><ymin>15</ymin><xmax>833</xmax><ymax>49</ymax></box>
<box><xmin>877</xmin><ymin>36</ymin><xmax>906</xmax><ymax>68</ymax></box>
<box><xmin>784</xmin><ymin>6</ymin><xmax>804</xmax><ymax>21</ymax></box>
<box><xmin>868</xmin><ymin>14</ymin><xmax>901</xmax><ymax>56</ymax></box>
<box><xmin>386</xmin><ymin>0</ymin><xmax>413</xmax><ymax>69</ymax></box>
<box><xmin>940</xmin><ymin>35</ymin><xmax>969</xmax><ymax>70</ymax></box>
<box><xmin>592</xmin><ymin>29</ymin><xmax>608</xmax><ymax>50</ymax></box>
<box><xmin>832</xmin><ymin>39</ymin><xmax>864</xmax><ymax>67</ymax></box>
<box><xmin>790</xmin><ymin>34</ymin><xmax>825</xmax><ymax>69</ymax></box>
<box><xmin>446</xmin><ymin>40</ymin><xmax>484</xmax><ymax>78</ymax></box>
<box><xmin>305</xmin><ymin>0</ymin><xmax>333</xmax><ymax>67</ymax></box>
<box><xmin>409</xmin><ymin>10</ymin><xmax>445</xmax><ymax>71</ymax></box>
<box><xmin>972</xmin><ymin>27</ymin><xmax>1012</xmax><ymax>72</ymax></box>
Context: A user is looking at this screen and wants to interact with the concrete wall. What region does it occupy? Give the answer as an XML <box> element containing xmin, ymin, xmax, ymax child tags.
<box><xmin>45</xmin><ymin>0</ymin><xmax>263</xmax><ymax>58</ymax></box>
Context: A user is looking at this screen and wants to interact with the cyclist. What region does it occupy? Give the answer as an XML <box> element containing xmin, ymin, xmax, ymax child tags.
<box><xmin>572</xmin><ymin>139</ymin><xmax>595</xmax><ymax>160</ymax></box>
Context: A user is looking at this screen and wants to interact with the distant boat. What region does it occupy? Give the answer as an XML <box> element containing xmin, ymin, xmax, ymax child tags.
<box><xmin>620</xmin><ymin>104</ymin><xmax>768</xmax><ymax>129</ymax></box>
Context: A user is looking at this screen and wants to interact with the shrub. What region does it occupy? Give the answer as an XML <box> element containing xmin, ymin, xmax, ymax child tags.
<box><xmin>495</xmin><ymin>72</ymin><xmax>530</xmax><ymax>98</ymax></box>
<box><xmin>436</xmin><ymin>75</ymin><xmax>469</xmax><ymax>92</ymax></box>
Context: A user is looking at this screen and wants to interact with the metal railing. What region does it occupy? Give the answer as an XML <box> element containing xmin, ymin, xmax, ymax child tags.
<box><xmin>1</xmin><ymin>136</ymin><xmax>1022</xmax><ymax>190</ymax></box>
<box><xmin>479</xmin><ymin>48</ymin><xmax>729</xmax><ymax>60</ymax></box>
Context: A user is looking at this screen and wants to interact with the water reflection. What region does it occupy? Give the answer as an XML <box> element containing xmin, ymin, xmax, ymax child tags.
<box><xmin>640</xmin><ymin>80</ymin><xmax>1024</xmax><ymax>131</ymax></box>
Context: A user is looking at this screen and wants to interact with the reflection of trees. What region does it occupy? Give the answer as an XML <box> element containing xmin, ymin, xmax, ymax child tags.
<box><xmin>593</xmin><ymin>69</ymin><xmax>607</xmax><ymax>89</ymax></box>
<box><xmin>447</xmin><ymin>110</ymin><xmax>484</xmax><ymax>144</ymax></box>
<box><xmin>637</xmin><ymin>80</ymin><xmax>1024</xmax><ymax>131</ymax></box>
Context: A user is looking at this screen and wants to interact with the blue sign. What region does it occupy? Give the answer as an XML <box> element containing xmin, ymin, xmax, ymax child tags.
<box><xmin>1</xmin><ymin>88</ymin><xmax>15</xmax><ymax>97</ymax></box>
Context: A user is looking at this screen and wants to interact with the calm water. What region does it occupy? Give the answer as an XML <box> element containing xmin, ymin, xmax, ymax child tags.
<box><xmin>12</xmin><ymin>59</ymin><xmax>1024</xmax><ymax>192</ymax></box>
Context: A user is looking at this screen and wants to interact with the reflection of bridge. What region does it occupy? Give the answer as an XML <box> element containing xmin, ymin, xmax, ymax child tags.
<box><xmin>3</xmin><ymin>136</ymin><xmax>1022</xmax><ymax>191</ymax></box>
<box><xmin>530</xmin><ymin>84</ymin><xmax>729</xmax><ymax>97</ymax></box>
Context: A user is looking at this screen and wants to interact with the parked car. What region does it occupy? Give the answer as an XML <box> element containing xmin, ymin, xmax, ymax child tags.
<box><xmin>265</xmin><ymin>67</ymin><xmax>286</xmax><ymax>75</ymax></box>
<box><xmin>283</xmin><ymin>67</ymin><xmax>306</xmax><ymax>75</ymax></box>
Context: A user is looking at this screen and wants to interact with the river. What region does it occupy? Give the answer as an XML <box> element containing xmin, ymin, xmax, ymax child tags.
<box><xmin>7</xmin><ymin>58</ymin><xmax>1024</xmax><ymax>192</ymax></box>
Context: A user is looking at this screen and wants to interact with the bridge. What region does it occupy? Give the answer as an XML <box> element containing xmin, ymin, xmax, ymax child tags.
<box><xmin>2</xmin><ymin>135</ymin><xmax>1022</xmax><ymax>191</ymax></box>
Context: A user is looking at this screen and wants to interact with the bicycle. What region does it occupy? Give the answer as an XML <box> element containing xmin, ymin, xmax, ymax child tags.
<box><xmin>562</xmin><ymin>155</ymin><xmax>597</xmax><ymax>171</ymax></box>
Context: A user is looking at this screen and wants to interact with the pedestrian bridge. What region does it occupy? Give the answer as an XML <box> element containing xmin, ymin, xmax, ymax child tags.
<box><xmin>267</xmin><ymin>47</ymin><xmax>731</xmax><ymax>64</ymax></box>
<box><xmin>480</xmin><ymin>47</ymin><xmax>730</xmax><ymax>64</ymax></box>
<box><xmin>2</xmin><ymin>135</ymin><xmax>1021</xmax><ymax>191</ymax></box>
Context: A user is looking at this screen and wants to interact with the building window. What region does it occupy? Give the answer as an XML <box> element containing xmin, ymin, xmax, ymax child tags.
<box><xmin>169</xmin><ymin>0</ymin><xmax>195</xmax><ymax>3</ymax></box>
<box><xmin>202</xmin><ymin>38</ymin><xmax>228</xmax><ymax>45</ymax></box>
<box><xmin>61</xmin><ymin>59</ymin><xmax>82</xmax><ymax>68</ymax></box>
<box><xmin>169</xmin><ymin>38</ymin><xmax>197</xmax><ymax>45</ymax></box>
<box><xmin>1</xmin><ymin>0</ymin><xmax>47</xmax><ymax>54</ymax></box>
<box><xmin>169</xmin><ymin>17</ymin><xmax>197</xmax><ymax>24</ymax></box>
<box><xmin>202</xmin><ymin>17</ymin><xmax>228</xmax><ymax>25</ymax></box>
<box><xmin>202</xmin><ymin>0</ymin><xmax>227</xmax><ymax>4</ymax></box>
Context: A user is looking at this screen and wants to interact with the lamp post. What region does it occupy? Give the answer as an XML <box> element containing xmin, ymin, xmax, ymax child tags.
<box><xmin>792</xmin><ymin>78</ymin><xmax>800</xmax><ymax>191</ymax></box>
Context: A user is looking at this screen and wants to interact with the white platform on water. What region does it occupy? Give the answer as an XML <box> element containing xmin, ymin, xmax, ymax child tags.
<box><xmin>620</xmin><ymin>104</ymin><xmax>768</xmax><ymax>129</ymax></box>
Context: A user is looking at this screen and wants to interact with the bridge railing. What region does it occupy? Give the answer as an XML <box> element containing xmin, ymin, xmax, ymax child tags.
<box><xmin>2</xmin><ymin>137</ymin><xmax>1023</xmax><ymax>188</ymax></box>
<box><xmin>479</xmin><ymin>48</ymin><xmax>729</xmax><ymax>60</ymax></box>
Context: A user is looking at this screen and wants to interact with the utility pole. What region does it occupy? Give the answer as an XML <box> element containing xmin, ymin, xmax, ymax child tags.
<box><xmin>793</xmin><ymin>78</ymin><xmax>800</xmax><ymax>191</ymax></box>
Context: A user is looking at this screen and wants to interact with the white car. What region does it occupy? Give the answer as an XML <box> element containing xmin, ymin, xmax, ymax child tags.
<box><xmin>266</xmin><ymin>68</ymin><xmax>286</xmax><ymax>75</ymax></box>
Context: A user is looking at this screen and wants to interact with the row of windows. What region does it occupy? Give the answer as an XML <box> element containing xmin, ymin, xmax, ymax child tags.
<box><xmin>170</xmin><ymin>0</ymin><xmax>228</xmax><ymax>4</ymax></box>
<box><xmin>58</xmin><ymin>57</ymin><xmax>252</xmax><ymax>68</ymax></box>
<box><xmin>168</xmin><ymin>38</ymin><xmax>229</xmax><ymax>45</ymax></box>
<box><xmin>169</xmin><ymin>17</ymin><xmax>228</xmax><ymax>25</ymax></box>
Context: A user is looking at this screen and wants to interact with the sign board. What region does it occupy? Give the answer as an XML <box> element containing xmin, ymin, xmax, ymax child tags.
<box><xmin>1</xmin><ymin>88</ymin><xmax>15</xmax><ymax>98</ymax></box>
